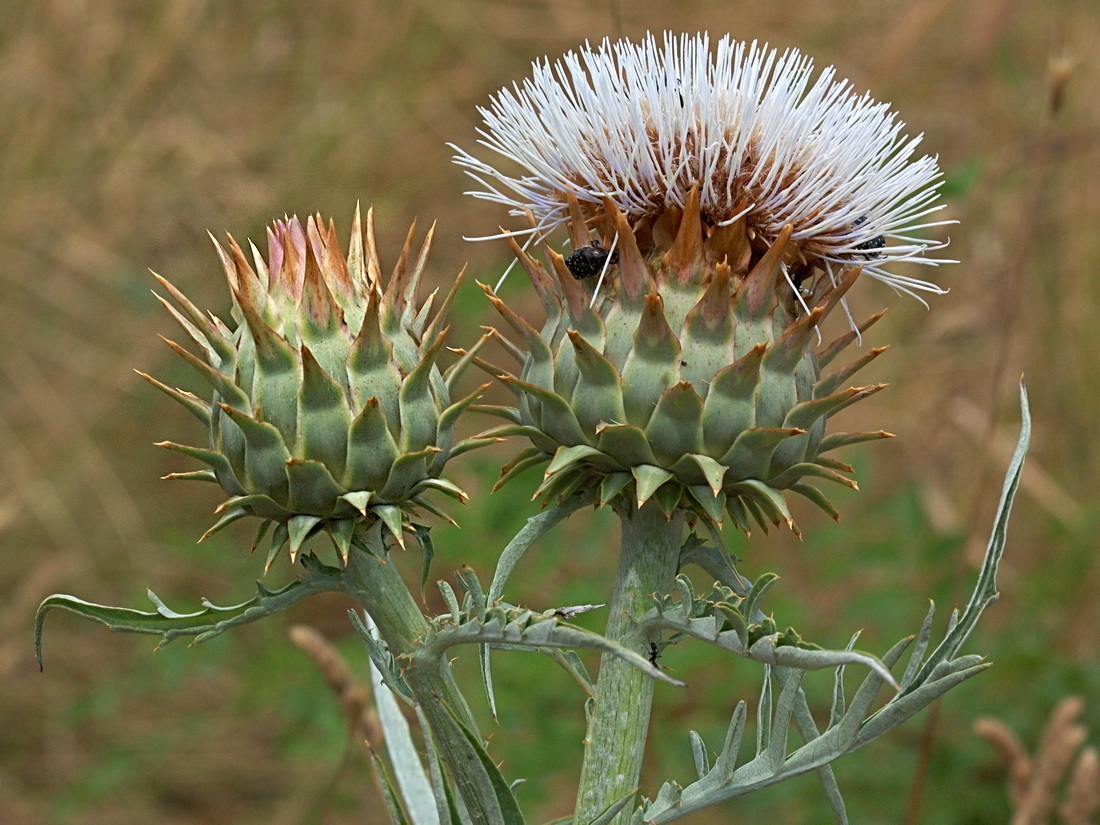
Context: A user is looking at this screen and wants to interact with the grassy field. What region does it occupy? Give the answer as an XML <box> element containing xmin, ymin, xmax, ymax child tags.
<box><xmin>1</xmin><ymin>2</ymin><xmax>1098</xmax><ymax>823</ymax></box>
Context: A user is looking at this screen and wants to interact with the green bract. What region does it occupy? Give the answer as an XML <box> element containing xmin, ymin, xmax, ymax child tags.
<box><xmin>143</xmin><ymin>209</ymin><xmax>489</xmax><ymax>568</ymax></box>
<box><xmin>479</xmin><ymin>191</ymin><xmax>891</xmax><ymax>534</ymax></box>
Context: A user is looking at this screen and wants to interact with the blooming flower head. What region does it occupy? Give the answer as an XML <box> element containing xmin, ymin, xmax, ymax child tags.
<box><xmin>454</xmin><ymin>33</ymin><xmax>944</xmax><ymax>530</ymax></box>
<box><xmin>453</xmin><ymin>32</ymin><xmax>952</xmax><ymax>302</ymax></box>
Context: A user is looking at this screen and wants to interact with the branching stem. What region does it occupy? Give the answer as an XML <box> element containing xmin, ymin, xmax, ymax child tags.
<box><xmin>343</xmin><ymin>535</ymin><xmax>491</xmax><ymax>825</ymax></box>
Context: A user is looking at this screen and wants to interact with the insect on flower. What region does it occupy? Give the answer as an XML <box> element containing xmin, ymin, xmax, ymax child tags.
<box><xmin>564</xmin><ymin>241</ymin><xmax>619</xmax><ymax>280</ymax></box>
<box><xmin>452</xmin><ymin>32</ymin><xmax>955</xmax><ymax>308</ymax></box>
<box><xmin>451</xmin><ymin>33</ymin><xmax>945</xmax><ymax>531</ymax></box>
<box><xmin>852</xmin><ymin>215</ymin><xmax>887</xmax><ymax>260</ymax></box>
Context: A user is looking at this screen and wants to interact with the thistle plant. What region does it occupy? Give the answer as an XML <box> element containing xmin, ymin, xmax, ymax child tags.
<box><xmin>452</xmin><ymin>32</ymin><xmax>965</xmax><ymax>820</ymax></box>
<box><xmin>36</xmin><ymin>32</ymin><xmax>1030</xmax><ymax>825</ymax></box>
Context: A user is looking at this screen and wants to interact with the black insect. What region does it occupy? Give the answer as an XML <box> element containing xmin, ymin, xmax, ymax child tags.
<box><xmin>647</xmin><ymin>641</ymin><xmax>660</xmax><ymax>667</ymax></box>
<box><xmin>852</xmin><ymin>215</ymin><xmax>886</xmax><ymax>260</ymax></box>
<box><xmin>564</xmin><ymin>242</ymin><xmax>618</xmax><ymax>280</ymax></box>
<box><xmin>789</xmin><ymin>264</ymin><xmax>814</xmax><ymax>298</ymax></box>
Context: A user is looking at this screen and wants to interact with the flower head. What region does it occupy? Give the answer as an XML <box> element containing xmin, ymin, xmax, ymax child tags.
<box><xmin>456</xmin><ymin>34</ymin><xmax>939</xmax><ymax>530</ymax></box>
<box><xmin>453</xmin><ymin>32</ymin><xmax>952</xmax><ymax>301</ymax></box>
<box><xmin>142</xmin><ymin>209</ymin><xmax>488</xmax><ymax>569</ymax></box>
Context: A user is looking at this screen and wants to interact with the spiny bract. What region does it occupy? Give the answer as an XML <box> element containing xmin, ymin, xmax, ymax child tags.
<box><xmin>142</xmin><ymin>208</ymin><xmax>490</xmax><ymax>569</ymax></box>
<box><xmin>476</xmin><ymin>191</ymin><xmax>892</xmax><ymax>534</ymax></box>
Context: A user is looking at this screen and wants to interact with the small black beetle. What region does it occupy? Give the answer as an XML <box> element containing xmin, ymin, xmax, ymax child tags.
<box><xmin>565</xmin><ymin>242</ymin><xmax>618</xmax><ymax>280</ymax></box>
<box><xmin>852</xmin><ymin>216</ymin><xmax>886</xmax><ymax>260</ymax></box>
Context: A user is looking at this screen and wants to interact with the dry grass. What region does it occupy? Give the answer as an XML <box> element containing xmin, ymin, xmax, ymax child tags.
<box><xmin>288</xmin><ymin>624</ymin><xmax>383</xmax><ymax>748</ymax></box>
<box><xmin>975</xmin><ymin>696</ymin><xmax>1099</xmax><ymax>825</ymax></box>
<box><xmin>2</xmin><ymin>1</ymin><xmax>1099</xmax><ymax>823</ymax></box>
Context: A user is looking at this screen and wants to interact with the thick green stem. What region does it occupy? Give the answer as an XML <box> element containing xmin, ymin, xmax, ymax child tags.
<box><xmin>343</xmin><ymin>539</ymin><xmax>491</xmax><ymax>824</ymax></box>
<box><xmin>573</xmin><ymin>503</ymin><xmax>684</xmax><ymax>825</ymax></box>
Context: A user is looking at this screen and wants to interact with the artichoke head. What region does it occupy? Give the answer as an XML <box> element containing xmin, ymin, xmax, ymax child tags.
<box><xmin>480</xmin><ymin>190</ymin><xmax>891</xmax><ymax>534</ymax></box>
<box><xmin>143</xmin><ymin>209</ymin><xmax>488</xmax><ymax>568</ymax></box>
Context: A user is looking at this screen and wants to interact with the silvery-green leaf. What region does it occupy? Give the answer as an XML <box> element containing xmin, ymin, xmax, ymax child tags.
<box><xmin>860</xmin><ymin>660</ymin><xmax>990</xmax><ymax>745</ymax></box>
<box><xmin>674</xmin><ymin>576</ymin><xmax>696</xmax><ymax>612</ymax></box>
<box><xmin>748</xmin><ymin>635</ymin><xmax>896</xmax><ymax>688</ymax></box>
<box><xmin>424</xmin><ymin>609</ymin><xmax>683</xmax><ymax>688</ymax></box>
<box><xmin>712</xmin><ymin>701</ymin><xmax>747</xmax><ymax>780</ymax></box>
<box><xmin>829</xmin><ymin>633</ymin><xmax>861</xmax><ymax>728</ymax></box>
<box><xmin>418</xmin><ymin>707</ymin><xmax>469</xmax><ymax>825</ymax></box>
<box><xmin>762</xmin><ymin>669</ymin><xmax>804</xmax><ymax>772</ymax></box>
<box><xmin>348</xmin><ymin>609</ymin><xmax>413</xmax><ymax>702</ymax></box>
<box><xmin>742</xmin><ymin>572</ymin><xmax>778</xmax><ymax>622</ymax></box>
<box><xmin>689</xmin><ymin>730</ymin><xmax>711</xmax><ymax>780</ymax></box>
<box><xmin>546</xmin><ymin>649</ymin><xmax>595</xmax><ymax>697</ymax></box>
<box><xmin>438</xmin><ymin>581</ymin><xmax>462</xmax><ymax>624</ymax></box>
<box><xmin>678</xmin><ymin>539</ymin><xmax>750</xmax><ymax>598</ymax></box>
<box><xmin>905</xmin><ymin>383</ymin><xmax>1029</xmax><ymax>692</ymax></box>
<box><xmin>433</xmin><ymin>699</ymin><xmax>526</xmax><ymax>825</ymax></box>
<box><xmin>899</xmin><ymin>602</ymin><xmax>936</xmax><ymax>691</ymax></box>
<box><xmin>363</xmin><ymin>613</ymin><xmax>440</xmax><ymax>825</ymax></box>
<box><xmin>782</xmin><ymin>668</ymin><xmax>848</xmax><ymax>825</ymax></box>
<box><xmin>35</xmin><ymin>555</ymin><xmax>344</xmax><ymax>668</ymax></box>
<box><xmin>478</xmin><ymin>492</ymin><xmax>592</xmax><ymax>716</ymax></box>
<box><xmin>456</xmin><ymin>567</ymin><xmax>487</xmax><ymax>622</ymax></box>
<box><xmin>757</xmin><ymin>666</ymin><xmax>774</xmax><ymax>760</ymax></box>
<box><xmin>369</xmin><ymin>748</ymin><xmax>413</xmax><ymax>825</ymax></box>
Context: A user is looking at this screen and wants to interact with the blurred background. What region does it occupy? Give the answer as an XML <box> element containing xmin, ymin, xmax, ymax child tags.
<box><xmin>1</xmin><ymin>1</ymin><xmax>1098</xmax><ymax>823</ymax></box>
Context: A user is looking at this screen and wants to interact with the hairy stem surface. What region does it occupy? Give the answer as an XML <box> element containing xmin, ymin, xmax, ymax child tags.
<box><xmin>574</xmin><ymin>503</ymin><xmax>684</xmax><ymax>825</ymax></box>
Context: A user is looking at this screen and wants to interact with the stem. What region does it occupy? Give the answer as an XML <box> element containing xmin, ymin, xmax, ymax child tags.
<box><xmin>342</xmin><ymin>536</ymin><xmax>491</xmax><ymax>825</ymax></box>
<box><xmin>573</xmin><ymin>503</ymin><xmax>684</xmax><ymax>825</ymax></box>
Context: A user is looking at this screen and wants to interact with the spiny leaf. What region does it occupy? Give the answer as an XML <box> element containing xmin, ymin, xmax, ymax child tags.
<box><xmin>817</xmin><ymin>430</ymin><xmax>895</xmax><ymax>453</ymax></box>
<box><xmin>904</xmin><ymin>382</ymin><xmax>1030</xmax><ymax>689</ymax></box>
<box><xmin>479</xmin><ymin>494</ymin><xmax>589</xmax><ymax>716</ymax></box>
<box><xmin>424</xmin><ymin>609</ymin><xmax>684</xmax><ymax>688</ymax></box>
<box><xmin>348</xmin><ymin>609</ymin><xmax>414</xmax><ymax>702</ymax></box>
<box><xmin>545</xmin><ymin>444</ymin><xmax>605</xmax><ymax>478</ymax></box>
<box><xmin>198</xmin><ymin>506</ymin><xmax>249</xmax><ymax>542</ymax></box>
<box><xmin>374</xmin><ymin>504</ymin><xmax>408</xmax><ymax>549</ymax></box>
<box><xmin>418</xmin><ymin>711</ymin><xmax>465</xmax><ymax>825</ymax></box>
<box><xmin>368</xmin><ymin>748</ymin><xmax>414</xmax><ymax>825</ymax></box>
<box><xmin>644</xmin><ymin>382</ymin><xmax>705</xmax><ymax>466</ymax></box>
<box><xmin>434</xmin><ymin>699</ymin><xmax>526</xmax><ymax>825</ymax></box>
<box><xmin>284</xmin><ymin>458</ymin><xmax>345</xmax><ymax>516</ymax></box>
<box><xmin>136</xmin><ymin>371</ymin><xmax>212</xmax><ymax>426</ymax></box>
<box><xmin>35</xmin><ymin>555</ymin><xmax>344</xmax><ymax>668</ymax></box>
<box><xmin>599</xmin><ymin>472</ymin><xmax>633</xmax><ymax>506</ymax></box>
